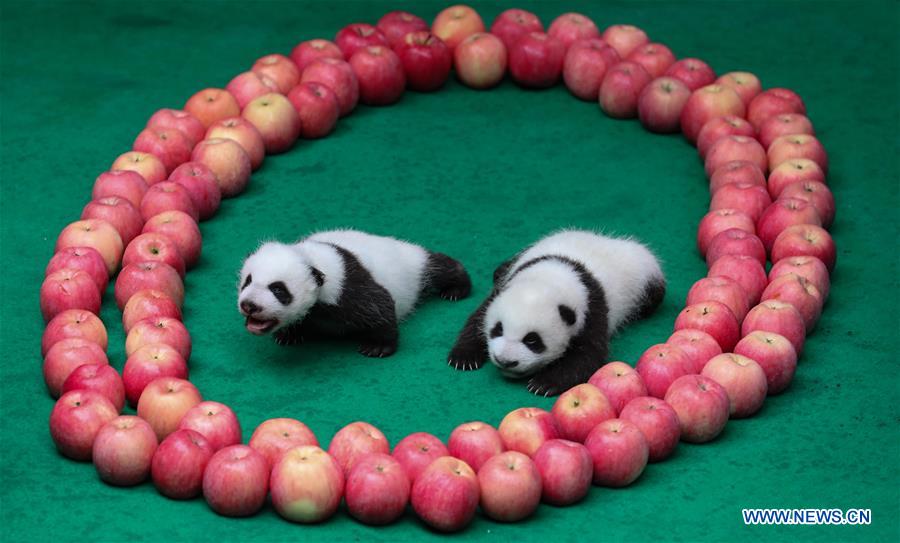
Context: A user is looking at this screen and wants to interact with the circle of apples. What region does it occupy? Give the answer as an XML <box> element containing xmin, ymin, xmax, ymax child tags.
<box><xmin>41</xmin><ymin>5</ymin><xmax>835</xmax><ymax>532</ymax></box>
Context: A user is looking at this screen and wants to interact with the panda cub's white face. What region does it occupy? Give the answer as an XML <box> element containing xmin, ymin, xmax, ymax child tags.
<box><xmin>237</xmin><ymin>243</ymin><xmax>320</xmax><ymax>334</ymax></box>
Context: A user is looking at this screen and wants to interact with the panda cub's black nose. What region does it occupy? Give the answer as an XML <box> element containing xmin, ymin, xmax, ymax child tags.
<box><xmin>497</xmin><ymin>360</ymin><xmax>519</xmax><ymax>369</ymax></box>
<box><xmin>241</xmin><ymin>300</ymin><xmax>261</xmax><ymax>315</ymax></box>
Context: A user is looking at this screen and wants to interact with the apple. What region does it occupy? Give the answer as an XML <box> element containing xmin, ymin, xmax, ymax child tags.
<box><xmin>43</xmin><ymin>338</ymin><xmax>108</xmax><ymax>397</ymax></box>
<box><xmin>61</xmin><ymin>363</ymin><xmax>125</xmax><ymax>413</ymax></box>
<box><xmin>490</xmin><ymin>8</ymin><xmax>543</xmax><ymax>50</ymax></box>
<box><xmin>548</xmin><ymin>13</ymin><xmax>600</xmax><ymax>50</ymax></box>
<box><xmin>378</xmin><ymin>10</ymin><xmax>429</xmax><ymax>46</ymax></box>
<box><xmin>664</xmin><ymin>375</ymin><xmax>730</xmax><ymax>443</ymax></box>
<box><xmin>137</xmin><ymin>376</ymin><xmax>202</xmax><ymax>441</ymax></box>
<box><xmin>345</xmin><ymin>453</ymin><xmax>410</xmax><ymax>525</ymax></box>
<box><xmin>761</xmin><ymin>273</ymin><xmax>823</xmax><ymax>331</ymax></box>
<box><xmin>680</xmin><ymin>84</ymin><xmax>746</xmax><ymax>144</ymax></box>
<box><xmin>290</xmin><ymin>39</ymin><xmax>343</xmax><ymax>72</ymax></box>
<box><xmin>82</xmin><ymin>196</ymin><xmax>143</xmax><ymax>246</ymax></box>
<box><xmin>392</xmin><ymin>432</ymin><xmax>449</xmax><ymax>482</ymax></box>
<box><xmin>696</xmin><ymin>208</ymin><xmax>755</xmax><ymax>256</ymax></box>
<box><xmin>122</xmin><ymin>232</ymin><xmax>186</xmax><ymax>279</ymax></box>
<box><xmin>478</xmin><ymin>451</ymin><xmax>542</xmax><ymax>522</ymax></box>
<box><xmin>178</xmin><ymin>401</ymin><xmax>242</xmax><ymax>451</ymax></box>
<box><xmin>327</xmin><ymin>421</ymin><xmax>391</xmax><ymax>474</ymax></box>
<box><xmin>601</xmin><ymin>23</ymin><xmax>650</xmax><ymax>59</ymax></box>
<box><xmin>771</xmin><ymin>223</ymin><xmax>836</xmax><ymax>273</ymax></box>
<box><xmin>705</xmin><ymin>228</ymin><xmax>767</xmax><ymax>268</ymax></box>
<box><xmin>203</xmin><ymin>445</ymin><xmax>269</xmax><ymax>517</ymax></box>
<box><xmin>584</xmin><ymin>418</ymin><xmax>648</xmax><ymax>487</ymax></box>
<box><xmin>125</xmin><ymin>316</ymin><xmax>191</xmax><ymax>361</ymax></box>
<box><xmin>248</xmin><ymin>418</ymin><xmax>319</xmax><ymax>468</ymax></box>
<box><xmin>637</xmin><ymin>76</ymin><xmax>692</xmax><ymax>133</ymax></box>
<box><xmin>769</xmin><ymin>255</ymin><xmax>830</xmax><ymax>300</ymax></box>
<box><xmin>562</xmin><ymin>38</ymin><xmax>614</xmax><ymax>101</ymax></box>
<box><xmin>45</xmin><ymin>246</ymin><xmax>108</xmax><ymax>293</ymax></box>
<box><xmin>168</xmin><ymin>161</ymin><xmax>222</xmax><ymax>220</ymax></box>
<box><xmin>252</xmin><ymin>53</ymin><xmax>300</xmax><ymax>94</ymax></box>
<box><xmin>626</xmin><ymin>42</ymin><xmax>675</xmax><ymax>78</ymax></box>
<box><xmin>241</xmin><ymin>93</ymin><xmax>302</xmax><ymax>154</ymax></box>
<box><xmin>498</xmin><ymin>407</ymin><xmax>560</xmax><ymax>457</ymax></box>
<box><xmin>55</xmin><ymin>219</ymin><xmax>123</xmax><ymax>276</ymax></box>
<box><xmin>599</xmin><ymin>61</ymin><xmax>652</xmax><ymax>118</ymax></box>
<box><xmin>92</xmin><ymin>415</ymin><xmax>158</xmax><ymax>485</ymax></box>
<box><xmin>133</xmin><ymin>126</ymin><xmax>192</xmax><ymax>175</ymax></box>
<box><xmin>696</xmin><ymin>115</ymin><xmax>756</xmax><ymax>159</ymax></box>
<box><xmin>140</xmin><ymin>181</ymin><xmax>198</xmax><ymax>222</ymax></box>
<box><xmin>142</xmin><ymin>210</ymin><xmax>203</xmax><ymax>268</ymax></box>
<box><xmin>687</xmin><ymin>275</ymin><xmax>749</xmax><ymax>322</ymax></box>
<box><xmin>410</xmin><ymin>456</ymin><xmax>479</xmax><ymax>532</ymax></box>
<box><xmin>446</xmin><ymin>421</ymin><xmax>504</xmax><ymax>472</ymax></box>
<box><xmin>767</xmin><ymin>133</ymin><xmax>828</xmax><ymax>174</ymax></box>
<box><xmin>715</xmin><ymin>71</ymin><xmax>762</xmax><ymax>105</ymax></box>
<box><xmin>115</xmin><ymin>261</ymin><xmax>184</xmax><ymax>309</ymax></box>
<box><xmin>767</xmin><ymin>158</ymin><xmax>826</xmax><ymax>199</ymax></box>
<box><xmin>532</xmin><ymin>439</ymin><xmax>592</xmax><ymax>505</ymax></box>
<box><xmin>707</xmin><ymin>254</ymin><xmax>769</xmax><ymax>305</ymax></box>
<box><xmin>664</xmin><ymin>57</ymin><xmax>716</xmax><ymax>91</ymax></box>
<box><xmin>701</xmin><ymin>353</ymin><xmax>768</xmax><ymax>418</ymax></box>
<box><xmin>666</xmin><ymin>328</ymin><xmax>722</xmax><ymax>374</ymax></box>
<box><xmin>225</xmin><ymin>71</ymin><xmax>278</xmax><ymax>109</ymax></box>
<box><xmin>620</xmin><ymin>396</ymin><xmax>680</xmax><ymax>462</ymax></box>
<box><xmin>431</xmin><ymin>4</ymin><xmax>485</xmax><ymax>51</ymax></box>
<box><xmin>40</xmin><ymin>269</ymin><xmax>101</xmax><ymax>322</ymax></box>
<box><xmin>110</xmin><ymin>152</ymin><xmax>166</xmax><ymax>186</ymax></box>
<box><xmin>709</xmin><ymin>160</ymin><xmax>766</xmax><ymax>194</ymax></box>
<box><xmin>190</xmin><ymin>137</ymin><xmax>252</xmax><ymax>198</ymax></box>
<box><xmin>758</xmin><ymin>113</ymin><xmax>815</xmax><ymax>149</ymax></box>
<box><xmin>747</xmin><ymin>87</ymin><xmax>806</xmax><ymax>131</ymax></box>
<box><xmin>704</xmin><ymin>135</ymin><xmax>767</xmax><ymax>177</ymax></box>
<box><xmin>587</xmin><ymin>361</ymin><xmax>648</xmax><ymax>414</ymax></box>
<box><xmin>742</xmin><ymin>300</ymin><xmax>806</xmax><ymax>355</ymax></box>
<box><xmin>270</xmin><ymin>445</ymin><xmax>344</xmax><ymax>523</ymax></box>
<box><xmin>151</xmin><ymin>428</ymin><xmax>214</xmax><ymax>499</ymax></box>
<box><xmin>122</xmin><ymin>343</ymin><xmax>189</xmax><ymax>407</ymax></box>
<box><xmin>393</xmin><ymin>31</ymin><xmax>453</xmax><ymax>92</ymax></box>
<box><xmin>204</xmin><ymin>117</ymin><xmax>266</xmax><ymax>171</ymax></box>
<box><xmin>41</xmin><ymin>309</ymin><xmax>107</xmax><ymax>357</ymax></box>
<box><xmin>551</xmin><ymin>383</ymin><xmax>616</xmax><ymax>442</ymax></box>
<box><xmin>451</xmin><ymin>32</ymin><xmax>504</xmax><ymax>90</ymax></box>
<box><xmin>183</xmin><ymin>88</ymin><xmax>241</xmax><ymax>128</ymax></box>
<box><xmin>779</xmin><ymin>180</ymin><xmax>835</xmax><ymax>228</ymax></box>
<box><xmin>335</xmin><ymin>23</ymin><xmax>389</xmax><ymax>60</ymax></box>
<box><xmin>49</xmin><ymin>390</ymin><xmax>118</xmax><ymax>461</ymax></box>
<box><xmin>734</xmin><ymin>331</ymin><xmax>798</xmax><ymax>395</ymax></box>
<box><xmin>756</xmin><ymin>197</ymin><xmax>822</xmax><ymax>252</ymax></box>
<box><xmin>508</xmin><ymin>31</ymin><xmax>566</xmax><ymax>88</ymax></box>
<box><xmin>635</xmin><ymin>343</ymin><xmax>694</xmax><ymax>399</ymax></box>
<box><xmin>349</xmin><ymin>45</ymin><xmax>406</xmax><ymax>106</ymax></box>
<box><xmin>147</xmin><ymin>109</ymin><xmax>205</xmax><ymax>147</ymax></box>
<box><xmin>300</xmin><ymin>58</ymin><xmax>360</xmax><ymax>117</ymax></box>
<box><xmin>286</xmin><ymin>82</ymin><xmax>340</xmax><ymax>138</ymax></box>
<box><xmin>673</xmin><ymin>300</ymin><xmax>741</xmax><ymax>351</ymax></box>
<box><xmin>709</xmin><ymin>182</ymin><xmax>772</xmax><ymax>223</ymax></box>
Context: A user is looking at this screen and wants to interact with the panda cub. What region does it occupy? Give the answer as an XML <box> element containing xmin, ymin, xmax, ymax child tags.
<box><xmin>448</xmin><ymin>230</ymin><xmax>666</xmax><ymax>396</ymax></box>
<box><xmin>238</xmin><ymin>229</ymin><xmax>471</xmax><ymax>357</ymax></box>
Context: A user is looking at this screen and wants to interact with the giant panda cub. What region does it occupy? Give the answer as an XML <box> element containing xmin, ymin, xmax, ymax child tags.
<box><xmin>448</xmin><ymin>230</ymin><xmax>666</xmax><ymax>396</ymax></box>
<box><xmin>238</xmin><ymin>229</ymin><xmax>471</xmax><ymax>357</ymax></box>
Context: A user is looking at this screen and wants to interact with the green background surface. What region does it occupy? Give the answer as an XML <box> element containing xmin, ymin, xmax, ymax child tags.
<box><xmin>1</xmin><ymin>0</ymin><xmax>898</xmax><ymax>541</ymax></box>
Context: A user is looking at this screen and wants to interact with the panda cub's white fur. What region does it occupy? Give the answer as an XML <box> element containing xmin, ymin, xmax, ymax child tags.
<box><xmin>449</xmin><ymin>230</ymin><xmax>665</xmax><ymax>396</ymax></box>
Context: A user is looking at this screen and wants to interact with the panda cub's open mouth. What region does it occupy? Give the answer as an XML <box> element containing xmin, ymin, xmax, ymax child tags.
<box><xmin>245</xmin><ymin>316</ymin><xmax>278</xmax><ymax>334</ymax></box>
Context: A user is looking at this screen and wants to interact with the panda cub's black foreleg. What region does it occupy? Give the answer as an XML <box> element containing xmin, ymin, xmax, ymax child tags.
<box><xmin>448</xmin><ymin>294</ymin><xmax>496</xmax><ymax>371</ymax></box>
<box><xmin>426</xmin><ymin>252</ymin><xmax>472</xmax><ymax>301</ymax></box>
<box><xmin>357</xmin><ymin>321</ymin><xmax>399</xmax><ymax>358</ymax></box>
<box><xmin>273</xmin><ymin>320</ymin><xmax>308</xmax><ymax>346</ymax></box>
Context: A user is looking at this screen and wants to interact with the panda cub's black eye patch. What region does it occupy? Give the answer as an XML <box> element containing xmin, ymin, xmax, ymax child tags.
<box><xmin>522</xmin><ymin>332</ymin><xmax>546</xmax><ymax>353</ymax></box>
<box><xmin>490</xmin><ymin>322</ymin><xmax>503</xmax><ymax>338</ymax></box>
<box><xmin>241</xmin><ymin>275</ymin><xmax>252</xmax><ymax>291</ymax></box>
<box><xmin>268</xmin><ymin>281</ymin><xmax>293</xmax><ymax>305</ymax></box>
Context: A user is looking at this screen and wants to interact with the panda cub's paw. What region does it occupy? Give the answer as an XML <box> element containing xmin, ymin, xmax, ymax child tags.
<box><xmin>273</xmin><ymin>324</ymin><xmax>305</xmax><ymax>346</ymax></box>
<box><xmin>358</xmin><ymin>340</ymin><xmax>398</xmax><ymax>358</ymax></box>
<box><xmin>447</xmin><ymin>342</ymin><xmax>487</xmax><ymax>371</ymax></box>
<box><xmin>526</xmin><ymin>362</ymin><xmax>585</xmax><ymax>397</ymax></box>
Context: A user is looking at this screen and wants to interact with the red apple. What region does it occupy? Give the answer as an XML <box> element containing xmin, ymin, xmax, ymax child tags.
<box><xmin>620</xmin><ymin>396</ymin><xmax>680</xmax><ymax>462</ymax></box>
<box><xmin>696</xmin><ymin>208</ymin><xmax>755</xmax><ymax>256</ymax></box>
<box><xmin>190</xmin><ymin>138</ymin><xmax>252</xmax><ymax>198</ymax></box>
<box><xmin>626</xmin><ymin>42</ymin><xmax>675</xmax><ymax>78</ymax></box>
<box><xmin>548</xmin><ymin>13</ymin><xmax>600</xmax><ymax>50</ymax></box>
<box><xmin>584</xmin><ymin>418</ymin><xmax>648</xmax><ymax>487</ymax></box>
<box><xmin>756</xmin><ymin>197</ymin><xmax>822</xmax><ymax>252</ymax></box>
<box><xmin>92</xmin><ymin>415</ymin><xmax>158</xmax><ymax>485</ymax></box>
<box><xmin>490</xmin><ymin>8</ymin><xmax>543</xmax><ymax>50</ymax></box>
<box><xmin>446</xmin><ymin>421</ymin><xmax>504</xmax><ymax>472</ymax></box>
<box><xmin>478</xmin><ymin>451</ymin><xmax>541</xmax><ymax>522</ymax></box>
<box><xmin>270</xmin><ymin>445</ymin><xmax>344</xmax><ymax>523</ymax></box>
<box><xmin>147</xmin><ymin>109</ymin><xmax>205</xmax><ymax>147</ymax></box>
<box><xmin>664</xmin><ymin>375</ymin><xmax>730</xmax><ymax>443</ymax></box>
<box><xmin>242</xmin><ymin>93</ymin><xmax>302</xmax><ymax>154</ymax></box>
<box><xmin>701</xmin><ymin>353</ymin><xmax>768</xmax><ymax>418</ymax></box>
<box><xmin>286</xmin><ymin>82</ymin><xmax>340</xmax><ymax>139</ymax></box>
<box><xmin>411</xmin><ymin>456</ymin><xmax>479</xmax><ymax>532</ymax></box>
<box><xmin>687</xmin><ymin>275</ymin><xmax>750</xmax><ymax>322</ymax></box>
<box><xmin>708</xmin><ymin>254</ymin><xmax>769</xmax><ymax>305</ymax></box>
<box><xmin>142</xmin><ymin>210</ymin><xmax>202</xmax><ymax>268</ymax></box>
<box><xmin>378</xmin><ymin>10</ymin><xmax>429</xmax><ymax>46</ymax></box>
<box><xmin>123</xmin><ymin>343</ymin><xmax>189</xmax><ymax>407</ymax></box>
<box><xmin>431</xmin><ymin>4</ymin><xmax>485</xmax><ymax>51</ymax></box>
<box><xmin>183</xmin><ymin>88</ymin><xmax>241</xmax><ymax>129</ymax></box>
<box><xmin>345</xmin><ymin>453</ymin><xmax>410</xmax><ymax>525</ymax></box>
<box><xmin>123</xmin><ymin>232</ymin><xmax>186</xmax><ymax>279</ymax></box>
<box><xmin>551</xmin><ymin>382</ymin><xmax>616</xmax><ymax>442</ymax></box>
<box><xmin>55</xmin><ymin>219</ymin><xmax>124</xmax><ymax>275</ymax></box>
<box><xmin>167</xmin><ymin>161</ymin><xmax>222</xmax><ymax>220</ymax></box>
<box><xmin>779</xmin><ymin>180</ymin><xmax>835</xmax><ymax>228</ymax></box>
<box><xmin>674</xmin><ymin>300</ymin><xmax>741</xmax><ymax>351</ymax></box>
<box><xmin>715</xmin><ymin>71</ymin><xmax>761</xmax><ymax>105</ymax></box>
<box><xmin>300</xmin><ymin>58</ymin><xmax>359</xmax><ymax>117</ymax></box>
<box><xmin>140</xmin><ymin>181</ymin><xmax>198</xmax><ymax>222</ymax></box>
<box><xmin>252</xmin><ymin>53</ymin><xmax>300</xmax><ymax>94</ymax></box>
<box><xmin>761</xmin><ymin>273</ymin><xmax>823</xmax><ymax>331</ymax></box>
<box><xmin>41</xmin><ymin>309</ymin><xmax>107</xmax><ymax>357</ymax></box>
<box><xmin>394</xmin><ymin>31</ymin><xmax>454</xmax><ymax>92</ymax></box>
<box><xmin>178</xmin><ymin>401</ymin><xmax>242</xmax><ymax>451</ymax></box>
<box><xmin>392</xmin><ymin>432</ymin><xmax>449</xmax><ymax>482</ymax></box>
<box><xmin>601</xmin><ymin>24</ymin><xmax>649</xmax><ymax>58</ymax></box>
<box><xmin>771</xmin><ymin>224</ymin><xmax>834</xmax><ymax>271</ymax></box>
<box><xmin>109</xmin><ymin>152</ymin><xmax>165</xmax><ymax>186</ymax></box>
<box><xmin>133</xmin><ymin>126</ymin><xmax>192</xmax><ymax>175</ymax></box>
<box><xmin>137</xmin><ymin>376</ymin><xmax>202</xmax><ymax>441</ymax></box>
<box><xmin>734</xmin><ymin>331</ymin><xmax>798</xmax><ymax>395</ymax></box>
<box><xmin>562</xmin><ymin>38</ymin><xmax>614</xmax><ymax>101</ymax></box>
<box><xmin>43</xmin><ymin>338</ymin><xmax>109</xmax><ymax>397</ymax></box>
<box><xmin>767</xmin><ymin>158</ymin><xmax>826</xmax><ymax>199</ymax></box>
<box><xmin>225</xmin><ymin>70</ymin><xmax>278</xmax><ymax>109</ymax></box>
<box><xmin>508</xmin><ymin>31</ymin><xmax>566</xmax><ymax>89</ymax></box>
<box><xmin>709</xmin><ymin>182</ymin><xmax>772</xmax><ymax>223</ymax></box>
<box><xmin>637</xmin><ymin>76</ymin><xmax>692</xmax><ymax>133</ymax></box>
<box><xmin>680</xmin><ymin>84</ymin><xmax>746</xmax><ymax>144</ymax></box>
<box><xmin>697</xmin><ymin>115</ymin><xmax>756</xmax><ymax>159</ymax></box>
<box><xmin>742</xmin><ymin>300</ymin><xmax>806</xmax><ymax>355</ymax></box>
<box><xmin>758</xmin><ymin>113</ymin><xmax>815</xmax><ymax>149</ymax></box>
<box><xmin>125</xmin><ymin>316</ymin><xmax>191</xmax><ymax>360</ymax></box>
<box><xmin>704</xmin><ymin>135</ymin><xmax>767</xmax><ymax>178</ymax></box>
<box><xmin>498</xmin><ymin>407</ymin><xmax>560</xmax><ymax>457</ymax></box>
<box><xmin>767</xmin><ymin>133</ymin><xmax>828</xmax><ymax>174</ymax></box>
<box><xmin>327</xmin><ymin>421</ymin><xmax>391</xmax><ymax>474</ymax></box>
<box><xmin>599</xmin><ymin>60</ymin><xmax>652</xmax><ymax>118</ymax></box>
<box><xmin>40</xmin><ymin>268</ymin><xmax>101</xmax><ymax>322</ymax></box>
<box><xmin>349</xmin><ymin>45</ymin><xmax>406</xmax><ymax>105</ymax></box>
<box><xmin>709</xmin><ymin>160</ymin><xmax>766</xmax><ymax>194</ymax></box>
<box><xmin>705</xmin><ymin>228</ymin><xmax>767</xmax><ymax>268</ymax></box>
<box><xmin>290</xmin><ymin>39</ymin><xmax>343</xmax><ymax>73</ymax></box>
<box><xmin>666</xmin><ymin>328</ymin><xmax>722</xmax><ymax>374</ymax></box>
<box><xmin>769</xmin><ymin>255</ymin><xmax>830</xmax><ymax>300</ymax></box>
<box><xmin>61</xmin><ymin>363</ymin><xmax>124</xmax><ymax>413</ymax></box>
<box><xmin>336</xmin><ymin>23</ymin><xmax>389</xmax><ymax>60</ymax></box>
<box><xmin>587</xmin><ymin>361</ymin><xmax>648</xmax><ymax>414</ymax></box>
<box><xmin>81</xmin><ymin>196</ymin><xmax>143</xmax><ymax>246</ymax></box>
<box><xmin>115</xmin><ymin>261</ymin><xmax>184</xmax><ymax>309</ymax></box>
<box><xmin>203</xmin><ymin>445</ymin><xmax>269</xmax><ymax>517</ymax></box>
<box><xmin>665</xmin><ymin>57</ymin><xmax>716</xmax><ymax>91</ymax></box>
<box><xmin>635</xmin><ymin>343</ymin><xmax>694</xmax><ymax>399</ymax></box>
<box><xmin>747</xmin><ymin>87</ymin><xmax>806</xmax><ymax>131</ymax></box>
<box><xmin>49</xmin><ymin>390</ymin><xmax>118</xmax><ymax>461</ymax></box>
<box><xmin>45</xmin><ymin>246</ymin><xmax>108</xmax><ymax>293</ymax></box>
<box><xmin>204</xmin><ymin>118</ymin><xmax>265</xmax><ymax>171</ymax></box>
<box><xmin>248</xmin><ymin>418</ymin><xmax>319</xmax><ymax>469</ymax></box>
<box><xmin>532</xmin><ymin>439</ymin><xmax>592</xmax><ymax>505</ymax></box>
<box><xmin>151</xmin><ymin>428</ymin><xmax>214</xmax><ymax>499</ymax></box>
<box><xmin>451</xmin><ymin>32</ymin><xmax>503</xmax><ymax>90</ymax></box>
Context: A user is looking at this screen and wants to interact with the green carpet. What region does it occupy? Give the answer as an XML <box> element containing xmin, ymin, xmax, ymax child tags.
<box><xmin>1</xmin><ymin>1</ymin><xmax>898</xmax><ymax>541</ymax></box>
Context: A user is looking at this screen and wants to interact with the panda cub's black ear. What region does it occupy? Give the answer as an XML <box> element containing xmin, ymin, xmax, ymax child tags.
<box><xmin>558</xmin><ymin>305</ymin><xmax>577</xmax><ymax>326</ymax></box>
<box><xmin>311</xmin><ymin>267</ymin><xmax>325</xmax><ymax>287</ymax></box>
